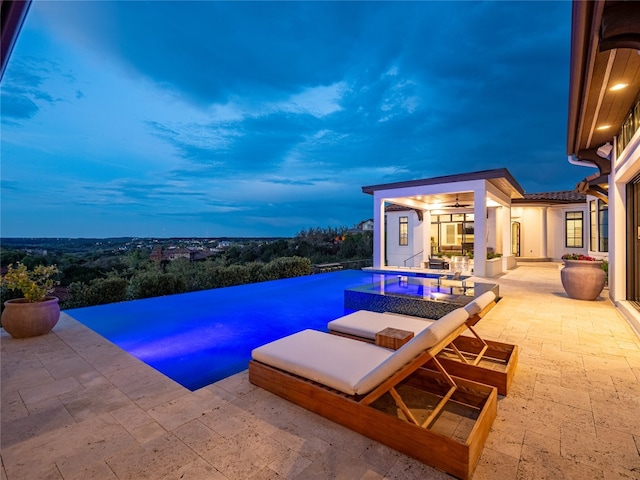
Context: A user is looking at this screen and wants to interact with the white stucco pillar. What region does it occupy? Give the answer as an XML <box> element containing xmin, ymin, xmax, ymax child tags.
<box><xmin>540</xmin><ymin>207</ymin><xmax>548</xmax><ymax>259</ymax></box>
<box><xmin>474</xmin><ymin>184</ymin><xmax>487</xmax><ymax>277</ymax></box>
<box><xmin>422</xmin><ymin>210</ymin><xmax>431</xmax><ymax>267</ymax></box>
<box><xmin>373</xmin><ymin>193</ymin><xmax>386</xmax><ymax>268</ymax></box>
<box><xmin>501</xmin><ymin>205</ymin><xmax>511</xmax><ymax>256</ymax></box>
<box><xmin>610</xmin><ymin>180</ymin><xmax>626</xmax><ymax>302</ymax></box>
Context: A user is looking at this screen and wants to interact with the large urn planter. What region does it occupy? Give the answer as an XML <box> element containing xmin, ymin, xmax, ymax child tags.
<box><xmin>1</xmin><ymin>297</ymin><xmax>60</xmax><ymax>338</ymax></box>
<box><xmin>560</xmin><ymin>260</ymin><xmax>606</xmax><ymax>301</ymax></box>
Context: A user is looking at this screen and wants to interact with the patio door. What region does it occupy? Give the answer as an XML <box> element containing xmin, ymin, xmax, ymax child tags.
<box><xmin>627</xmin><ymin>177</ymin><xmax>640</xmax><ymax>302</ymax></box>
<box><xmin>511</xmin><ymin>222</ymin><xmax>521</xmax><ymax>257</ymax></box>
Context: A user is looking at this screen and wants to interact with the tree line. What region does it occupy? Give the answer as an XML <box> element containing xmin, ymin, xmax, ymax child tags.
<box><xmin>0</xmin><ymin>227</ymin><xmax>373</xmax><ymax>309</ymax></box>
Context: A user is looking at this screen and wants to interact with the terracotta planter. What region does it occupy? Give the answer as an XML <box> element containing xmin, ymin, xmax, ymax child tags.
<box><xmin>560</xmin><ymin>260</ymin><xmax>606</xmax><ymax>301</ymax></box>
<box><xmin>1</xmin><ymin>297</ymin><xmax>60</xmax><ymax>338</ymax></box>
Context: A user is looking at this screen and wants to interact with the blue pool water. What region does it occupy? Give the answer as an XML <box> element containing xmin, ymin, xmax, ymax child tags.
<box><xmin>66</xmin><ymin>270</ymin><xmax>380</xmax><ymax>390</ymax></box>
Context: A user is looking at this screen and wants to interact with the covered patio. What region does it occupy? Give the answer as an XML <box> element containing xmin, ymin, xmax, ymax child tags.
<box><xmin>2</xmin><ymin>263</ymin><xmax>639</xmax><ymax>479</ymax></box>
<box><xmin>362</xmin><ymin>168</ymin><xmax>525</xmax><ymax>277</ymax></box>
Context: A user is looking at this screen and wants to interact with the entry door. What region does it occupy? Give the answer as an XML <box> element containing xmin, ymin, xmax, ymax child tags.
<box><xmin>627</xmin><ymin>178</ymin><xmax>640</xmax><ymax>301</ymax></box>
<box><xmin>511</xmin><ymin>222</ymin><xmax>521</xmax><ymax>257</ymax></box>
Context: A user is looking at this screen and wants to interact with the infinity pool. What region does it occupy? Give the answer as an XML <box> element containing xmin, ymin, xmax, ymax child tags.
<box><xmin>66</xmin><ymin>270</ymin><xmax>381</xmax><ymax>390</ymax></box>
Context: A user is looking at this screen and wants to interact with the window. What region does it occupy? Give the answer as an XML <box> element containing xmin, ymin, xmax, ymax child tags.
<box><xmin>589</xmin><ymin>201</ymin><xmax>597</xmax><ymax>251</ymax></box>
<box><xmin>598</xmin><ymin>200</ymin><xmax>608</xmax><ymax>252</ymax></box>
<box><xmin>445</xmin><ymin>224</ymin><xmax>457</xmax><ymax>244</ymax></box>
<box><xmin>399</xmin><ymin>216</ymin><xmax>408</xmax><ymax>246</ymax></box>
<box><xmin>565</xmin><ymin>211</ymin><xmax>583</xmax><ymax>248</ymax></box>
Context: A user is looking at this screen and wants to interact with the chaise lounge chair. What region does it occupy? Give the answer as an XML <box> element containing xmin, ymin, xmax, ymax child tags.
<box><xmin>327</xmin><ymin>291</ymin><xmax>518</xmax><ymax>395</ymax></box>
<box><xmin>249</xmin><ymin>308</ymin><xmax>498</xmax><ymax>480</ymax></box>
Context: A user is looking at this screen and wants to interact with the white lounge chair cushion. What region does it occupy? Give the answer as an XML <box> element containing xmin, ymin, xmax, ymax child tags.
<box><xmin>327</xmin><ymin>310</ymin><xmax>434</xmax><ymax>340</ymax></box>
<box><xmin>252</xmin><ymin>308</ymin><xmax>469</xmax><ymax>396</ymax></box>
<box><xmin>252</xmin><ymin>329</ymin><xmax>393</xmax><ymax>395</ymax></box>
<box><xmin>464</xmin><ymin>291</ymin><xmax>496</xmax><ymax>316</ymax></box>
<box><xmin>356</xmin><ymin>308</ymin><xmax>468</xmax><ymax>393</ymax></box>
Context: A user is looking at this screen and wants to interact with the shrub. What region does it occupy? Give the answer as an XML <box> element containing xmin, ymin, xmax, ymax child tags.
<box><xmin>1</xmin><ymin>262</ymin><xmax>59</xmax><ymax>302</ymax></box>
<box><xmin>128</xmin><ymin>271</ymin><xmax>186</xmax><ymax>299</ymax></box>
<box><xmin>561</xmin><ymin>253</ymin><xmax>598</xmax><ymax>261</ymax></box>
<box><xmin>64</xmin><ymin>277</ymin><xmax>129</xmax><ymax>308</ymax></box>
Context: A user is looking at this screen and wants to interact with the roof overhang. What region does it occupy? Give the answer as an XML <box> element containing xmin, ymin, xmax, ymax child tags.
<box><xmin>0</xmin><ymin>0</ymin><xmax>31</xmax><ymax>82</ymax></box>
<box><xmin>362</xmin><ymin>168</ymin><xmax>525</xmax><ymax>199</ymax></box>
<box><xmin>566</xmin><ymin>0</ymin><xmax>640</xmax><ymax>158</ymax></box>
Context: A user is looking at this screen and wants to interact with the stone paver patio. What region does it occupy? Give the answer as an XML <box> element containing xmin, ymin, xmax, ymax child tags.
<box><xmin>2</xmin><ymin>263</ymin><xmax>639</xmax><ymax>479</ymax></box>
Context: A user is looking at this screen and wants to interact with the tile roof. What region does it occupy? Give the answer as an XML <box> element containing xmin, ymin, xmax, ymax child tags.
<box><xmin>513</xmin><ymin>190</ymin><xmax>586</xmax><ymax>204</ymax></box>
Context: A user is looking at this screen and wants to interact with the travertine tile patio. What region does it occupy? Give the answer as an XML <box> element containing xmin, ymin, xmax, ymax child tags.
<box><xmin>2</xmin><ymin>263</ymin><xmax>639</xmax><ymax>479</ymax></box>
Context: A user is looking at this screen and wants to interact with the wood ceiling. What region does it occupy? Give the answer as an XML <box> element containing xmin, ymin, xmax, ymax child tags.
<box><xmin>567</xmin><ymin>1</ymin><xmax>640</xmax><ymax>155</ymax></box>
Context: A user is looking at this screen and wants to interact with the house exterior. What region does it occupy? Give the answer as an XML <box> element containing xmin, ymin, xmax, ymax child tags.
<box><xmin>510</xmin><ymin>190</ymin><xmax>610</xmax><ymax>261</ymax></box>
<box><xmin>358</xmin><ymin>219</ymin><xmax>374</xmax><ymax>231</ymax></box>
<box><xmin>363</xmin><ymin>1</ymin><xmax>640</xmax><ymax>340</ymax></box>
<box><xmin>366</xmin><ymin>171</ymin><xmax>605</xmax><ymax>275</ymax></box>
<box><xmin>362</xmin><ymin>168</ymin><xmax>525</xmax><ymax>277</ymax></box>
<box><xmin>566</xmin><ymin>1</ymin><xmax>640</xmax><ymax>332</ymax></box>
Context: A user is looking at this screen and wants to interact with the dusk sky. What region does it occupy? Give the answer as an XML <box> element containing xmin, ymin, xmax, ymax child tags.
<box><xmin>1</xmin><ymin>1</ymin><xmax>588</xmax><ymax>238</ymax></box>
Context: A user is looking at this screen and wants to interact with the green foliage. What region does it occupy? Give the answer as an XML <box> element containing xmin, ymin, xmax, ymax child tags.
<box><xmin>65</xmin><ymin>277</ymin><xmax>129</xmax><ymax>308</ymax></box>
<box><xmin>2</xmin><ymin>227</ymin><xmax>370</xmax><ymax>308</ymax></box>
<box><xmin>601</xmin><ymin>260</ymin><xmax>609</xmax><ymax>284</ymax></box>
<box><xmin>128</xmin><ymin>271</ymin><xmax>186</xmax><ymax>299</ymax></box>
<box><xmin>263</xmin><ymin>256</ymin><xmax>311</xmax><ymax>280</ymax></box>
<box><xmin>0</xmin><ymin>248</ymin><xmax>27</xmax><ymax>267</ymax></box>
<box><xmin>486</xmin><ymin>252</ymin><xmax>502</xmax><ymax>259</ymax></box>
<box><xmin>338</xmin><ymin>233</ymin><xmax>372</xmax><ymax>260</ymax></box>
<box><xmin>1</xmin><ymin>262</ymin><xmax>59</xmax><ymax>302</ymax></box>
<box><xmin>165</xmin><ymin>258</ymin><xmax>201</xmax><ymax>291</ymax></box>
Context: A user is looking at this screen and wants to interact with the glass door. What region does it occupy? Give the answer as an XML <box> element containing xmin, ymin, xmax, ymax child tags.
<box><xmin>627</xmin><ymin>178</ymin><xmax>640</xmax><ymax>302</ymax></box>
<box><xmin>511</xmin><ymin>222</ymin><xmax>521</xmax><ymax>257</ymax></box>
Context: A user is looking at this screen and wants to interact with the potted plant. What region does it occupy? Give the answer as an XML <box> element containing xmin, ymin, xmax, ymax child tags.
<box><xmin>1</xmin><ymin>263</ymin><xmax>60</xmax><ymax>338</ymax></box>
<box><xmin>560</xmin><ymin>254</ymin><xmax>606</xmax><ymax>301</ymax></box>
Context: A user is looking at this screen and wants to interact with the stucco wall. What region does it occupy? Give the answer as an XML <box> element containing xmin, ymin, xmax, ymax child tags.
<box><xmin>385</xmin><ymin>210</ymin><xmax>423</xmax><ymax>267</ymax></box>
<box><xmin>518</xmin><ymin>207</ymin><xmax>544</xmax><ymax>258</ymax></box>
<box><xmin>548</xmin><ymin>205</ymin><xmax>588</xmax><ymax>260</ymax></box>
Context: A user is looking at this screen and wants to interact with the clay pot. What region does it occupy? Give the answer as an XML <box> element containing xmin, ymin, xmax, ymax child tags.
<box><xmin>560</xmin><ymin>260</ymin><xmax>606</xmax><ymax>301</ymax></box>
<box><xmin>1</xmin><ymin>297</ymin><xmax>60</xmax><ymax>338</ymax></box>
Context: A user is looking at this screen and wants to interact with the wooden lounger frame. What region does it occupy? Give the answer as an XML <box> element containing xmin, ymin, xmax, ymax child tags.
<box><xmin>441</xmin><ymin>301</ymin><xmax>518</xmax><ymax>395</ymax></box>
<box><xmin>249</xmin><ymin>322</ymin><xmax>498</xmax><ymax>480</ymax></box>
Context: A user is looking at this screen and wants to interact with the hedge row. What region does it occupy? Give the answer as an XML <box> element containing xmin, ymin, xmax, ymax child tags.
<box><xmin>63</xmin><ymin>256</ymin><xmax>312</xmax><ymax>308</ymax></box>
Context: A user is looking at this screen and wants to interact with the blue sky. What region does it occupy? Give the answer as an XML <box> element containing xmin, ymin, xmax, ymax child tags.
<box><xmin>1</xmin><ymin>1</ymin><xmax>586</xmax><ymax>238</ymax></box>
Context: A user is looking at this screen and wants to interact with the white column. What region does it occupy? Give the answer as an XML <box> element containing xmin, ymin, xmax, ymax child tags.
<box><xmin>501</xmin><ymin>205</ymin><xmax>511</xmax><ymax>255</ymax></box>
<box><xmin>610</xmin><ymin>180</ymin><xmax>626</xmax><ymax>302</ymax></box>
<box><xmin>540</xmin><ymin>207</ymin><xmax>548</xmax><ymax>259</ymax></box>
<box><xmin>474</xmin><ymin>184</ymin><xmax>487</xmax><ymax>277</ymax></box>
<box><xmin>422</xmin><ymin>210</ymin><xmax>431</xmax><ymax>268</ymax></box>
<box><xmin>373</xmin><ymin>193</ymin><xmax>386</xmax><ymax>268</ymax></box>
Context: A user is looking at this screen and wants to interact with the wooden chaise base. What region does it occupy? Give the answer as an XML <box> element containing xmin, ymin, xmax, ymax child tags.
<box><xmin>249</xmin><ymin>360</ymin><xmax>497</xmax><ymax>480</ymax></box>
<box><xmin>439</xmin><ymin>335</ymin><xmax>519</xmax><ymax>396</ymax></box>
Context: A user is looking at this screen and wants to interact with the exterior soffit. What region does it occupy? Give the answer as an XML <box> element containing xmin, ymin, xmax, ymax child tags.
<box><xmin>363</xmin><ymin>168</ymin><xmax>525</xmax><ymax>199</ymax></box>
<box><xmin>376</xmin><ymin>179</ymin><xmax>516</xmax><ymax>211</ymax></box>
<box><xmin>568</xmin><ymin>0</ymin><xmax>640</xmax><ymax>155</ymax></box>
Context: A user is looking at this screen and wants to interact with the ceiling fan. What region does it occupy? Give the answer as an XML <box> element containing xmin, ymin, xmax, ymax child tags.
<box><xmin>443</xmin><ymin>195</ymin><xmax>471</xmax><ymax>208</ymax></box>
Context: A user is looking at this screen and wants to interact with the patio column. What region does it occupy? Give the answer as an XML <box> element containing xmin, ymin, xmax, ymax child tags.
<box><xmin>422</xmin><ymin>210</ymin><xmax>431</xmax><ymax>267</ymax></box>
<box><xmin>610</xmin><ymin>180</ymin><xmax>626</xmax><ymax>302</ymax></box>
<box><xmin>474</xmin><ymin>184</ymin><xmax>488</xmax><ymax>277</ymax></box>
<box><xmin>539</xmin><ymin>207</ymin><xmax>548</xmax><ymax>259</ymax></box>
<box><xmin>501</xmin><ymin>205</ymin><xmax>511</xmax><ymax>257</ymax></box>
<box><xmin>373</xmin><ymin>193</ymin><xmax>386</xmax><ymax>268</ymax></box>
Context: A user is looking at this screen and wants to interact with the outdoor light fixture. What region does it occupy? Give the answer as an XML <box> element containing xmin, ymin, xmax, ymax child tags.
<box><xmin>597</xmin><ymin>142</ymin><xmax>613</xmax><ymax>158</ymax></box>
<box><xmin>596</xmin><ymin>125</ymin><xmax>611</xmax><ymax>130</ymax></box>
<box><xmin>609</xmin><ymin>83</ymin><xmax>628</xmax><ymax>91</ymax></box>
